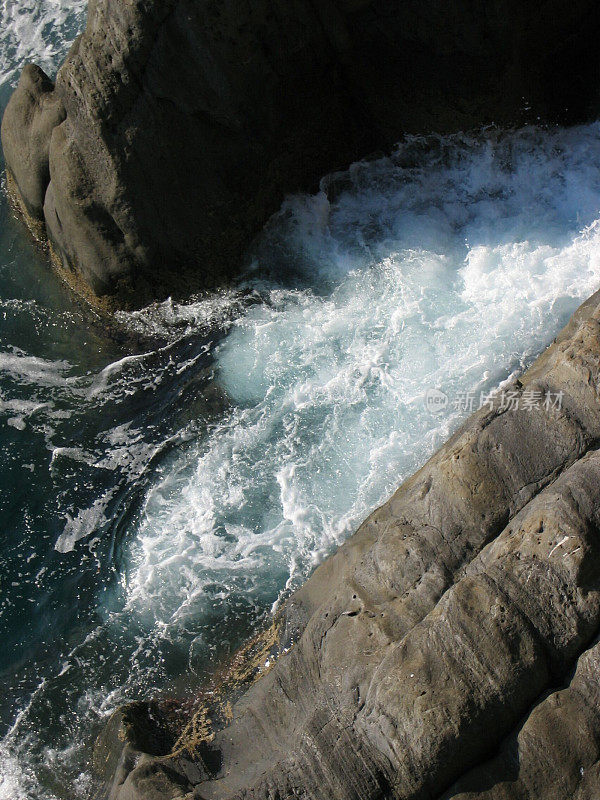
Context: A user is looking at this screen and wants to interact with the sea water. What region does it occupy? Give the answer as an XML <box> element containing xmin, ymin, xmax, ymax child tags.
<box><xmin>2</xmin><ymin>3</ymin><xmax>600</xmax><ymax>797</ymax></box>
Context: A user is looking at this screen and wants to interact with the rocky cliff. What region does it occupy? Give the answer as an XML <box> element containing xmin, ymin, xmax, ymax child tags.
<box><xmin>91</xmin><ymin>287</ymin><xmax>600</xmax><ymax>799</ymax></box>
<box><xmin>3</xmin><ymin>0</ymin><xmax>600</xmax><ymax>307</ymax></box>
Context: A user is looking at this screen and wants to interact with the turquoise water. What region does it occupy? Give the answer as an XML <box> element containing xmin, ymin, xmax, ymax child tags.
<box><xmin>3</xmin><ymin>4</ymin><xmax>600</xmax><ymax>798</ymax></box>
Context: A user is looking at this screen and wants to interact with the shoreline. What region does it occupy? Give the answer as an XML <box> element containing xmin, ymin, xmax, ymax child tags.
<box><xmin>93</xmin><ymin>282</ymin><xmax>600</xmax><ymax>800</ymax></box>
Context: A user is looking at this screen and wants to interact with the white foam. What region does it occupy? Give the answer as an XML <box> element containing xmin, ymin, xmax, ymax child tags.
<box><xmin>114</xmin><ymin>291</ymin><xmax>255</xmax><ymax>343</ymax></box>
<box><xmin>55</xmin><ymin>488</ymin><xmax>118</xmax><ymax>554</ymax></box>
<box><xmin>0</xmin><ymin>350</ymin><xmax>72</xmax><ymax>387</ymax></box>
<box><xmin>121</xmin><ymin>123</ymin><xmax>600</xmax><ymax>646</ymax></box>
<box><xmin>0</xmin><ymin>749</ymin><xmax>55</xmax><ymax>800</ymax></box>
<box><xmin>0</xmin><ymin>0</ymin><xmax>87</xmax><ymax>87</ymax></box>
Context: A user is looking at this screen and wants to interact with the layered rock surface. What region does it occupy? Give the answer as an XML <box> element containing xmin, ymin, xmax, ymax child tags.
<box><xmin>3</xmin><ymin>0</ymin><xmax>600</xmax><ymax>306</ymax></box>
<box><xmin>93</xmin><ymin>291</ymin><xmax>600</xmax><ymax>798</ymax></box>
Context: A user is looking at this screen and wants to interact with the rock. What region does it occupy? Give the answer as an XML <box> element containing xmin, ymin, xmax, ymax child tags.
<box><xmin>93</xmin><ymin>287</ymin><xmax>600</xmax><ymax>799</ymax></box>
<box><xmin>443</xmin><ymin>640</ymin><xmax>600</xmax><ymax>799</ymax></box>
<box><xmin>92</xmin><ymin>701</ymin><xmax>182</xmax><ymax>800</ymax></box>
<box><xmin>3</xmin><ymin>1</ymin><xmax>600</xmax><ymax>306</ymax></box>
<box><xmin>1</xmin><ymin>64</ymin><xmax>65</xmax><ymax>234</ymax></box>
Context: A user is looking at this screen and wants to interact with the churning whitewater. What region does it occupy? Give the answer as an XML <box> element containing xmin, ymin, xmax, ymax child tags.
<box><xmin>3</xmin><ymin>4</ymin><xmax>600</xmax><ymax>799</ymax></box>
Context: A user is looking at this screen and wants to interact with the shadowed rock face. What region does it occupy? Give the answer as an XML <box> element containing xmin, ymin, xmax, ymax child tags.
<box><xmin>92</xmin><ymin>294</ymin><xmax>600</xmax><ymax>798</ymax></box>
<box><xmin>2</xmin><ymin>0</ymin><xmax>600</xmax><ymax>307</ymax></box>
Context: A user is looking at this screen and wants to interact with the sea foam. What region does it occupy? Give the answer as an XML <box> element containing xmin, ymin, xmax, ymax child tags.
<box><xmin>122</xmin><ymin>125</ymin><xmax>600</xmax><ymax>647</ymax></box>
<box><xmin>0</xmin><ymin>0</ymin><xmax>87</xmax><ymax>88</ymax></box>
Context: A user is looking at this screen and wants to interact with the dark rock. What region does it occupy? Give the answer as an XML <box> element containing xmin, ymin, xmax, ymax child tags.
<box><xmin>1</xmin><ymin>64</ymin><xmax>65</xmax><ymax>232</ymax></box>
<box><xmin>3</xmin><ymin>1</ymin><xmax>600</xmax><ymax>306</ymax></box>
<box><xmin>94</xmin><ymin>288</ymin><xmax>600</xmax><ymax>799</ymax></box>
<box><xmin>92</xmin><ymin>701</ymin><xmax>183</xmax><ymax>800</ymax></box>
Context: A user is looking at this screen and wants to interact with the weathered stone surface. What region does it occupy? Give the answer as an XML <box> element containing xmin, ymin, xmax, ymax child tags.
<box><xmin>444</xmin><ymin>639</ymin><xmax>600</xmax><ymax>800</ymax></box>
<box><xmin>93</xmin><ymin>291</ymin><xmax>600</xmax><ymax>797</ymax></box>
<box><xmin>1</xmin><ymin>64</ymin><xmax>65</xmax><ymax>230</ymax></box>
<box><xmin>3</xmin><ymin>1</ymin><xmax>600</xmax><ymax>306</ymax></box>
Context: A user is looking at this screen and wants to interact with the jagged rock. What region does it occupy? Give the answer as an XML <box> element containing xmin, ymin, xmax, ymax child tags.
<box><xmin>93</xmin><ymin>701</ymin><xmax>180</xmax><ymax>795</ymax></box>
<box><xmin>93</xmin><ymin>292</ymin><xmax>600</xmax><ymax>797</ymax></box>
<box><xmin>3</xmin><ymin>0</ymin><xmax>600</xmax><ymax>306</ymax></box>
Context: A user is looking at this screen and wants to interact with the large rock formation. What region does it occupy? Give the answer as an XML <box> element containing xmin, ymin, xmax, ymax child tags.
<box><xmin>92</xmin><ymin>290</ymin><xmax>600</xmax><ymax>798</ymax></box>
<box><xmin>3</xmin><ymin>0</ymin><xmax>600</xmax><ymax>307</ymax></box>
